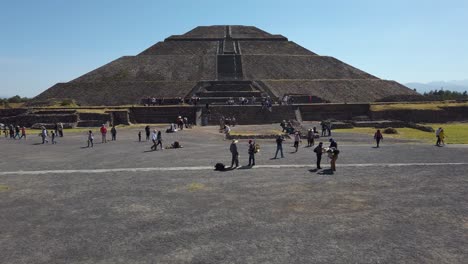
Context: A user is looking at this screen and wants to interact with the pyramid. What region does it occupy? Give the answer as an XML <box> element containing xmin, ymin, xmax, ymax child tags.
<box><xmin>33</xmin><ymin>25</ymin><xmax>416</xmax><ymax>106</ymax></box>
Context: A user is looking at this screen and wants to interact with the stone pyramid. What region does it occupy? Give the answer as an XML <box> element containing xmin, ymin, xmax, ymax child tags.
<box><xmin>33</xmin><ymin>25</ymin><xmax>416</xmax><ymax>105</ymax></box>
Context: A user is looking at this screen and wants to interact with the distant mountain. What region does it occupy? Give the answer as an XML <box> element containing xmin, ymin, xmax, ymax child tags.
<box><xmin>405</xmin><ymin>80</ymin><xmax>468</xmax><ymax>93</ymax></box>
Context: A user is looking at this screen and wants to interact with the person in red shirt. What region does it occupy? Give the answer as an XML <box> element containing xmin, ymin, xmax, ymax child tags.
<box><xmin>19</xmin><ymin>126</ymin><xmax>26</xmax><ymax>139</ymax></box>
<box><xmin>100</xmin><ymin>124</ymin><xmax>108</xmax><ymax>143</ymax></box>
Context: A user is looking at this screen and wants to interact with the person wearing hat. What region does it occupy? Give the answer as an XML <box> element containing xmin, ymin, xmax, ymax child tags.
<box><xmin>247</xmin><ymin>140</ymin><xmax>256</xmax><ymax>166</ymax></box>
<box><xmin>313</xmin><ymin>142</ymin><xmax>324</xmax><ymax>169</ymax></box>
<box><xmin>230</xmin><ymin>139</ymin><xmax>239</xmax><ymax>168</ymax></box>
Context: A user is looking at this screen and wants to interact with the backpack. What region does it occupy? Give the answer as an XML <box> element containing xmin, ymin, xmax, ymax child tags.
<box><xmin>215</xmin><ymin>163</ymin><xmax>225</xmax><ymax>171</ymax></box>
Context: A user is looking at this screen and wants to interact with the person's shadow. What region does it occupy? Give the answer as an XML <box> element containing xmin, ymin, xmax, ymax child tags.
<box><xmin>317</xmin><ymin>168</ymin><xmax>334</xmax><ymax>175</ymax></box>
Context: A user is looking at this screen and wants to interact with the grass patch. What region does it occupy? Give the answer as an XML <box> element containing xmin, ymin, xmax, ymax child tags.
<box><xmin>334</xmin><ymin>122</ymin><xmax>468</xmax><ymax>144</ymax></box>
<box><xmin>371</xmin><ymin>102</ymin><xmax>468</xmax><ymax>111</ymax></box>
<box><xmin>0</xmin><ymin>185</ymin><xmax>9</xmax><ymax>192</ymax></box>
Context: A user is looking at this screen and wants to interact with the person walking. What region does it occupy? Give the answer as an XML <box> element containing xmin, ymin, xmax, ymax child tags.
<box><xmin>435</xmin><ymin>127</ymin><xmax>442</xmax><ymax>146</ymax></box>
<box><xmin>274</xmin><ymin>135</ymin><xmax>284</xmax><ymax>159</ymax></box>
<box><xmin>223</xmin><ymin>125</ymin><xmax>231</xmax><ymax>140</ymax></box>
<box><xmin>230</xmin><ymin>139</ymin><xmax>239</xmax><ymax>168</ymax></box>
<box><xmin>307</xmin><ymin>128</ymin><xmax>314</xmax><ymax>147</ymax></box>
<box><xmin>100</xmin><ymin>124</ymin><xmax>107</xmax><ymax>143</ymax></box>
<box><xmin>156</xmin><ymin>130</ymin><xmax>163</xmax><ymax>150</ymax></box>
<box><xmin>14</xmin><ymin>126</ymin><xmax>20</xmax><ymax>139</ymax></box>
<box><xmin>51</xmin><ymin>131</ymin><xmax>57</xmax><ymax>144</ymax></box>
<box><xmin>247</xmin><ymin>140</ymin><xmax>256</xmax><ymax>166</ymax></box>
<box><xmin>145</xmin><ymin>125</ymin><xmax>151</xmax><ymax>141</ymax></box>
<box><xmin>9</xmin><ymin>125</ymin><xmax>14</xmax><ymax>139</ymax></box>
<box><xmin>293</xmin><ymin>131</ymin><xmax>301</xmax><ymax>152</ymax></box>
<box><xmin>87</xmin><ymin>130</ymin><xmax>94</xmax><ymax>147</ymax></box>
<box><xmin>111</xmin><ymin>125</ymin><xmax>117</xmax><ymax>141</ymax></box>
<box><xmin>374</xmin><ymin>129</ymin><xmax>383</xmax><ymax>147</ymax></box>
<box><xmin>54</xmin><ymin>123</ymin><xmax>59</xmax><ymax>135</ymax></box>
<box><xmin>314</xmin><ymin>142</ymin><xmax>324</xmax><ymax>169</ymax></box>
<box><xmin>41</xmin><ymin>126</ymin><xmax>49</xmax><ymax>144</ymax></box>
<box><xmin>150</xmin><ymin>130</ymin><xmax>158</xmax><ymax>151</ymax></box>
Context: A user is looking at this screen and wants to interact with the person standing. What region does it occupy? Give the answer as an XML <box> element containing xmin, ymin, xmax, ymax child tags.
<box><xmin>247</xmin><ymin>140</ymin><xmax>256</xmax><ymax>166</ymax></box>
<box><xmin>230</xmin><ymin>139</ymin><xmax>239</xmax><ymax>168</ymax></box>
<box><xmin>150</xmin><ymin>130</ymin><xmax>158</xmax><ymax>151</ymax></box>
<box><xmin>223</xmin><ymin>125</ymin><xmax>231</xmax><ymax>140</ymax></box>
<box><xmin>313</xmin><ymin>142</ymin><xmax>324</xmax><ymax>169</ymax></box>
<box><xmin>329</xmin><ymin>138</ymin><xmax>337</xmax><ymax>148</ymax></box>
<box><xmin>374</xmin><ymin>129</ymin><xmax>383</xmax><ymax>148</ymax></box>
<box><xmin>145</xmin><ymin>125</ymin><xmax>151</xmax><ymax>141</ymax></box>
<box><xmin>307</xmin><ymin>128</ymin><xmax>314</xmax><ymax>147</ymax></box>
<box><xmin>138</xmin><ymin>131</ymin><xmax>142</xmax><ymax>142</ymax></box>
<box><xmin>87</xmin><ymin>130</ymin><xmax>94</xmax><ymax>147</ymax></box>
<box><xmin>274</xmin><ymin>135</ymin><xmax>284</xmax><ymax>159</ymax></box>
<box><xmin>439</xmin><ymin>128</ymin><xmax>446</xmax><ymax>146</ymax></box>
<box><xmin>435</xmin><ymin>127</ymin><xmax>442</xmax><ymax>146</ymax></box>
<box><xmin>41</xmin><ymin>126</ymin><xmax>49</xmax><ymax>144</ymax></box>
<box><xmin>51</xmin><ymin>131</ymin><xmax>57</xmax><ymax>144</ymax></box>
<box><xmin>293</xmin><ymin>131</ymin><xmax>301</xmax><ymax>152</ymax></box>
<box><xmin>328</xmin><ymin>147</ymin><xmax>339</xmax><ymax>172</ymax></box>
<box><xmin>58</xmin><ymin>123</ymin><xmax>64</xmax><ymax>137</ymax></box>
<box><xmin>111</xmin><ymin>125</ymin><xmax>117</xmax><ymax>141</ymax></box>
<box><xmin>54</xmin><ymin>123</ymin><xmax>59</xmax><ymax>135</ymax></box>
<box><xmin>100</xmin><ymin>124</ymin><xmax>107</xmax><ymax>143</ymax></box>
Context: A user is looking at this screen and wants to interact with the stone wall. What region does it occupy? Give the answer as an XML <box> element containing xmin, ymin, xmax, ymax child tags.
<box><xmin>202</xmin><ymin>105</ymin><xmax>297</xmax><ymax>125</ymax></box>
<box><xmin>300</xmin><ymin>104</ymin><xmax>370</xmax><ymax>121</ymax></box>
<box><xmin>130</xmin><ymin>107</ymin><xmax>197</xmax><ymax>124</ymax></box>
<box><xmin>370</xmin><ymin>107</ymin><xmax>468</xmax><ymax>123</ymax></box>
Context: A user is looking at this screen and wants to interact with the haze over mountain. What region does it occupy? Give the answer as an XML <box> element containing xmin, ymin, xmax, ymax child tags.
<box><xmin>405</xmin><ymin>80</ymin><xmax>468</xmax><ymax>93</ymax></box>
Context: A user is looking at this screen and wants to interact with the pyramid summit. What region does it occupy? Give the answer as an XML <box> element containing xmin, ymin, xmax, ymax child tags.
<box><xmin>34</xmin><ymin>25</ymin><xmax>416</xmax><ymax>106</ymax></box>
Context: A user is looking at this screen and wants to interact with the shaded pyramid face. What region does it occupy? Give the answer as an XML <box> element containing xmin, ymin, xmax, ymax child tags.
<box><xmin>34</xmin><ymin>25</ymin><xmax>416</xmax><ymax>106</ymax></box>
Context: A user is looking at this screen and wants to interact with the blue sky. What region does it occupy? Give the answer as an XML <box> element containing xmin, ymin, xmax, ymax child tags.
<box><xmin>1</xmin><ymin>0</ymin><xmax>467</xmax><ymax>97</ymax></box>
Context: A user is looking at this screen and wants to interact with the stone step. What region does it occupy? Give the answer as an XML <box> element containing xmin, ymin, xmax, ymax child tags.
<box><xmin>204</xmin><ymin>83</ymin><xmax>254</xmax><ymax>91</ymax></box>
<box><xmin>198</xmin><ymin>91</ymin><xmax>262</xmax><ymax>97</ymax></box>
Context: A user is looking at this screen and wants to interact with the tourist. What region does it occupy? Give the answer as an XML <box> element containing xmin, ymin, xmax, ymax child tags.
<box><xmin>14</xmin><ymin>126</ymin><xmax>20</xmax><ymax>139</ymax></box>
<box><xmin>307</xmin><ymin>128</ymin><xmax>314</xmax><ymax>147</ymax></box>
<box><xmin>223</xmin><ymin>125</ymin><xmax>231</xmax><ymax>140</ymax></box>
<box><xmin>150</xmin><ymin>130</ymin><xmax>158</xmax><ymax>151</ymax></box>
<box><xmin>439</xmin><ymin>128</ymin><xmax>446</xmax><ymax>146</ymax></box>
<box><xmin>327</xmin><ymin>122</ymin><xmax>332</xmax><ymax>136</ymax></box>
<box><xmin>54</xmin><ymin>123</ymin><xmax>59</xmax><ymax>135</ymax></box>
<box><xmin>138</xmin><ymin>131</ymin><xmax>142</xmax><ymax>142</ymax></box>
<box><xmin>274</xmin><ymin>135</ymin><xmax>284</xmax><ymax>159</ymax></box>
<box><xmin>435</xmin><ymin>127</ymin><xmax>442</xmax><ymax>146</ymax></box>
<box><xmin>230</xmin><ymin>139</ymin><xmax>239</xmax><ymax>168</ymax></box>
<box><xmin>87</xmin><ymin>130</ymin><xmax>94</xmax><ymax>147</ymax></box>
<box><xmin>293</xmin><ymin>131</ymin><xmax>301</xmax><ymax>152</ymax></box>
<box><xmin>19</xmin><ymin>126</ymin><xmax>26</xmax><ymax>140</ymax></box>
<box><xmin>313</xmin><ymin>142</ymin><xmax>324</xmax><ymax>169</ymax></box>
<box><xmin>3</xmin><ymin>125</ymin><xmax>8</xmax><ymax>138</ymax></box>
<box><xmin>313</xmin><ymin>126</ymin><xmax>318</xmax><ymax>134</ymax></box>
<box><xmin>9</xmin><ymin>125</ymin><xmax>14</xmax><ymax>139</ymax></box>
<box><xmin>156</xmin><ymin>130</ymin><xmax>163</xmax><ymax>150</ymax></box>
<box><xmin>327</xmin><ymin>147</ymin><xmax>340</xmax><ymax>172</ymax></box>
<box><xmin>329</xmin><ymin>138</ymin><xmax>337</xmax><ymax>148</ymax></box>
<box><xmin>111</xmin><ymin>125</ymin><xmax>117</xmax><ymax>141</ymax></box>
<box><xmin>247</xmin><ymin>140</ymin><xmax>256</xmax><ymax>166</ymax></box>
<box><xmin>280</xmin><ymin>120</ymin><xmax>286</xmax><ymax>132</ymax></box>
<box><xmin>145</xmin><ymin>125</ymin><xmax>151</xmax><ymax>141</ymax></box>
<box><xmin>320</xmin><ymin>121</ymin><xmax>327</xmax><ymax>137</ymax></box>
<box><xmin>58</xmin><ymin>123</ymin><xmax>64</xmax><ymax>137</ymax></box>
<box><xmin>100</xmin><ymin>124</ymin><xmax>107</xmax><ymax>143</ymax></box>
<box><xmin>51</xmin><ymin>131</ymin><xmax>57</xmax><ymax>144</ymax></box>
<box><xmin>374</xmin><ymin>129</ymin><xmax>383</xmax><ymax>147</ymax></box>
<box><xmin>41</xmin><ymin>126</ymin><xmax>49</xmax><ymax>144</ymax></box>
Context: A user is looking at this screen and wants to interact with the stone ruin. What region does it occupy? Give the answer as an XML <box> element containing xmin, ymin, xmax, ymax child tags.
<box><xmin>32</xmin><ymin>25</ymin><xmax>417</xmax><ymax>106</ymax></box>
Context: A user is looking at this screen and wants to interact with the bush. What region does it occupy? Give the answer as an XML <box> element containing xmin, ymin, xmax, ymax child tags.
<box><xmin>383</xmin><ymin>127</ymin><xmax>398</xmax><ymax>134</ymax></box>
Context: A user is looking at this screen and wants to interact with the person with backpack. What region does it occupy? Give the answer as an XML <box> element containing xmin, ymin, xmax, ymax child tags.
<box><xmin>313</xmin><ymin>142</ymin><xmax>324</xmax><ymax>169</ymax></box>
<box><xmin>327</xmin><ymin>147</ymin><xmax>340</xmax><ymax>172</ymax></box>
<box><xmin>230</xmin><ymin>139</ymin><xmax>239</xmax><ymax>168</ymax></box>
<box><xmin>247</xmin><ymin>140</ymin><xmax>256</xmax><ymax>166</ymax></box>
<box><xmin>374</xmin><ymin>129</ymin><xmax>383</xmax><ymax>148</ymax></box>
<box><xmin>274</xmin><ymin>135</ymin><xmax>284</xmax><ymax>159</ymax></box>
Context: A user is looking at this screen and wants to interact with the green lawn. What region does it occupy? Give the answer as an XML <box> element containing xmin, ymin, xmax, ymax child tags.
<box><xmin>370</xmin><ymin>102</ymin><xmax>468</xmax><ymax>111</ymax></box>
<box><xmin>335</xmin><ymin>123</ymin><xmax>468</xmax><ymax>144</ymax></box>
